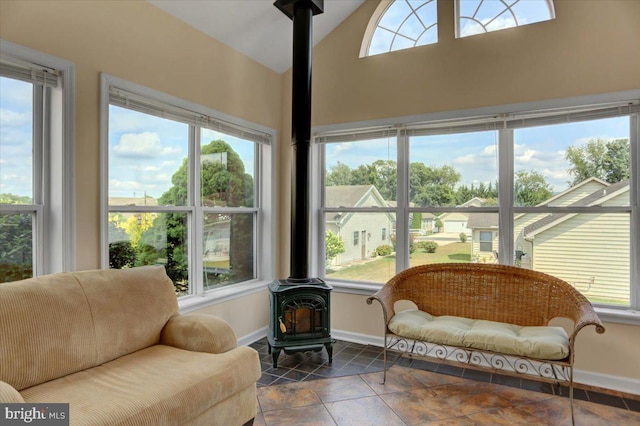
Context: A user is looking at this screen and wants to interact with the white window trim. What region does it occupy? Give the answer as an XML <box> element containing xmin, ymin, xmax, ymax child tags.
<box><xmin>99</xmin><ymin>74</ymin><xmax>276</xmax><ymax>308</ymax></box>
<box><xmin>312</xmin><ymin>89</ymin><xmax>640</xmax><ymax>325</ymax></box>
<box><xmin>0</xmin><ymin>40</ymin><xmax>76</xmax><ymax>275</ymax></box>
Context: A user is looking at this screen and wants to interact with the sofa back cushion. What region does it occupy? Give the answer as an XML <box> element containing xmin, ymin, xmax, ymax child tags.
<box><xmin>0</xmin><ymin>266</ymin><xmax>179</xmax><ymax>391</ymax></box>
<box><xmin>0</xmin><ymin>272</ymin><xmax>97</xmax><ymax>391</ymax></box>
<box><xmin>73</xmin><ymin>266</ymin><xmax>179</xmax><ymax>366</ymax></box>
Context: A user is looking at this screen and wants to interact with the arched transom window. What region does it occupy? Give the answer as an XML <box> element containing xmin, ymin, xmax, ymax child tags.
<box><xmin>457</xmin><ymin>0</ymin><xmax>555</xmax><ymax>38</ymax></box>
<box><xmin>367</xmin><ymin>0</ymin><xmax>438</xmax><ymax>56</ymax></box>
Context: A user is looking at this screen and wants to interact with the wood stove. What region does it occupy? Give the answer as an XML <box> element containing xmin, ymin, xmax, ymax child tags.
<box><xmin>268</xmin><ymin>0</ymin><xmax>333</xmax><ymax>368</ymax></box>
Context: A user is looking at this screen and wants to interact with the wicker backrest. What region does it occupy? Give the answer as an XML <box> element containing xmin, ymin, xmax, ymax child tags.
<box><xmin>382</xmin><ymin>263</ymin><xmax>596</xmax><ymax>328</ymax></box>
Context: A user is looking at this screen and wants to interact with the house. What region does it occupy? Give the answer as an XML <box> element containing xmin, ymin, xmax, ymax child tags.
<box><xmin>325</xmin><ymin>185</ymin><xmax>395</xmax><ymax>265</ymax></box>
<box><xmin>468</xmin><ymin>178</ymin><xmax>630</xmax><ymax>304</ymax></box>
<box><xmin>2</xmin><ymin>0</ymin><xmax>639</xmax><ymax>405</ymax></box>
<box><xmin>438</xmin><ymin>197</ymin><xmax>485</xmax><ymax>234</ymax></box>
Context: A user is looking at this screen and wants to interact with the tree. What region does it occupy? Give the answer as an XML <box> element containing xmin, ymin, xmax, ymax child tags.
<box><xmin>565</xmin><ymin>138</ymin><xmax>629</xmax><ymax>185</ymax></box>
<box><xmin>410</xmin><ymin>163</ymin><xmax>461</xmax><ymax>207</ymax></box>
<box><xmin>514</xmin><ymin>170</ymin><xmax>553</xmax><ymax>206</ymax></box>
<box><xmin>0</xmin><ymin>194</ymin><xmax>33</xmax><ymax>282</ymax></box>
<box><xmin>325</xmin><ymin>161</ymin><xmax>352</xmax><ymax>186</ymax></box>
<box><xmin>138</xmin><ymin>140</ymin><xmax>254</xmax><ymax>288</ymax></box>
<box><xmin>325</xmin><ymin>230</ymin><xmax>345</xmax><ymax>264</ymax></box>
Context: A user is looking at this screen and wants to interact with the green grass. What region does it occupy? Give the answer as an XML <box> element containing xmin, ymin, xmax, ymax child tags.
<box><xmin>326</xmin><ymin>242</ymin><xmax>471</xmax><ymax>283</ymax></box>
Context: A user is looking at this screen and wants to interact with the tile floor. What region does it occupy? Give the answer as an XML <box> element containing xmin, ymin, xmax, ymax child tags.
<box><xmin>249</xmin><ymin>338</ymin><xmax>640</xmax><ymax>425</ymax></box>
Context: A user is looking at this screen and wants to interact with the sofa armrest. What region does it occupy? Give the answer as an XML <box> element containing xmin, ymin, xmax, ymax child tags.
<box><xmin>0</xmin><ymin>381</ymin><xmax>24</xmax><ymax>403</ymax></box>
<box><xmin>160</xmin><ymin>314</ymin><xmax>237</xmax><ymax>354</ymax></box>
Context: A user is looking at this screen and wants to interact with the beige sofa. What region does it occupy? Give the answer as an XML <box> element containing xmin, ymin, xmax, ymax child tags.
<box><xmin>0</xmin><ymin>266</ymin><xmax>260</xmax><ymax>425</ymax></box>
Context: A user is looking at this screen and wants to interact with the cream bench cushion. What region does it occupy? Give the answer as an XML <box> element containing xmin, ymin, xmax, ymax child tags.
<box><xmin>388</xmin><ymin>309</ymin><xmax>570</xmax><ymax>360</ymax></box>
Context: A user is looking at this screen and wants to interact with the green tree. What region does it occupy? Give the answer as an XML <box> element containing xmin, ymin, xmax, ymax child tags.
<box><xmin>514</xmin><ymin>170</ymin><xmax>553</xmax><ymax>206</ymax></box>
<box><xmin>326</xmin><ymin>161</ymin><xmax>353</xmax><ymax>186</ymax></box>
<box><xmin>410</xmin><ymin>163</ymin><xmax>461</xmax><ymax>207</ymax></box>
<box><xmin>325</xmin><ymin>230</ymin><xmax>345</xmax><ymax>264</ymax></box>
<box><xmin>139</xmin><ymin>140</ymin><xmax>253</xmax><ymax>288</ymax></box>
<box><xmin>0</xmin><ymin>193</ymin><xmax>33</xmax><ymax>282</ymax></box>
<box><xmin>565</xmin><ymin>138</ymin><xmax>629</xmax><ymax>185</ymax></box>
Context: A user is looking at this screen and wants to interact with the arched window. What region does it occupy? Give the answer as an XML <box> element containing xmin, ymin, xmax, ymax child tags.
<box><xmin>363</xmin><ymin>0</ymin><xmax>438</xmax><ymax>57</ymax></box>
<box><xmin>457</xmin><ymin>0</ymin><xmax>555</xmax><ymax>38</ymax></box>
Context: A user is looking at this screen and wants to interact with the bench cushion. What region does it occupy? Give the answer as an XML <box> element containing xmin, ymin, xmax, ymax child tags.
<box><xmin>388</xmin><ymin>309</ymin><xmax>569</xmax><ymax>360</ymax></box>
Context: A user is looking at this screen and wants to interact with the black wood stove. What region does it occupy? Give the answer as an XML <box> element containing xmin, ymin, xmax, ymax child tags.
<box><xmin>268</xmin><ymin>0</ymin><xmax>333</xmax><ymax>368</ymax></box>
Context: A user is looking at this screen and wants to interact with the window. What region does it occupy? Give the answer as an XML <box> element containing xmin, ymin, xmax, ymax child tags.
<box><xmin>102</xmin><ymin>75</ymin><xmax>273</xmax><ymax>299</ymax></box>
<box><xmin>0</xmin><ymin>42</ymin><xmax>74</xmax><ymax>283</ymax></box>
<box><xmin>321</xmin><ymin>132</ymin><xmax>397</xmax><ymax>282</ymax></box>
<box><xmin>456</xmin><ymin>0</ymin><xmax>555</xmax><ymax>38</ymax></box>
<box><xmin>479</xmin><ymin>231</ymin><xmax>493</xmax><ymax>252</ymax></box>
<box><xmin>364</xmin><ymin>0</ymin><xmax>438</xmax><ymax>57</ymax></box>
<box><xmin>315</xmin><ymin>99</ymin><xmax>639</xmax><ymax>312</ymax></box>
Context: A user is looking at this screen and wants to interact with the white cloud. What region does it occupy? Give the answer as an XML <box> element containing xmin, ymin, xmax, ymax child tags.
<box><xmin>113</xmin><ymin>132</ymin><xmax>182</xmax><ymax>158</ymax></box>
<box><xmin>0</xmin><ymin>109</ymin><xmax>31</xmax><ymax>127</ymax></box>
<box><xmin>461</xmin><ymin>15</ymin><xmax>517</xmax><ymax>37</ymax></box>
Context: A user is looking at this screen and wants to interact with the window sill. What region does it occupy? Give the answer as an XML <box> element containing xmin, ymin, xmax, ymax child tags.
<box><xmin>327</xmin><ymin>280</ymin><xmax>640</xmax><ymax>326</ymax></box>
<box><xmin>178</xmin><ymin>279</ymin><xmax>269</xmax><ymax>314</ymax></box>
<box><xmin>594</xmin><ymin>307</ymin><xmax>640</xmax><ymax>326</ymax></box>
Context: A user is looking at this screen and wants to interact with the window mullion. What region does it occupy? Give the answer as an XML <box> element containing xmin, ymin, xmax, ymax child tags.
<box><xmin>191</xmin><ymin>125</ymin><xmax>204</xmax><ymax>296</ymax></box>
<box><xmin>498</xmin><ymin>128</ymin><xmax>514</xmax><ymax>265</ymax></box>
<box><xmin>630</xmin><ymin>114</ymin><xmax>639</xmax><ymax>309</ymax></box>
<box><xmin>397</xmin><ymin>129</ymin><xmax>409</xmax><ymax>273</ymax></box>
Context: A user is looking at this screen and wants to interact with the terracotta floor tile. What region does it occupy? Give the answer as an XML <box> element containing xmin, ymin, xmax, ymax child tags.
<box><xmin>307</xmin><ymin>375</ymin><xmax>376</xmax><ymax>403</ymax></box>
<box><xmin>430</xmin><ymin>383</ymin><xmax>513</xmax><ymax>415</ymax></box>
<box><xmin>416</xmin><ymin>416</ymin><xmax>476</xmax><ymax>426</ymax></box>
<box><xmin>381</xmin><ymin>387</ymin><xmax>465</xmax><ymax>424</ymax></box>
<box><xmin>406</xmin><ymin>368</ymin><xmax>467</xmax><ymax>388</ymax></box>
<box><xmin>359</xmin><ymin>365</ymin><xmax>427</xmax><ymax>395</ymax></box>
<box><xmin>324</xmin><ymin>396</ymin><xmax>406</xmax><ymax>426</ymax></box>
<box><xmin>575</xmin><ymin>399</ymin><xmax>640</xmax><ymax>424</ymax></box>
<box><xmin>257</xmin><ymin>381</ymin><xmax>321</xmax><ymax>412</ymax></box>
<box><xmin>465</xmin><ymin>406</ymin><xmax>542</xmax><ymax>425</ymax></box>
<box><xmin>262</xmin><ymin>404</ymin><xmax>337</xmax><ymax>426</ymax></box>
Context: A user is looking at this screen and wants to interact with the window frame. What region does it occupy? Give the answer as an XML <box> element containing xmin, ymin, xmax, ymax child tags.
<box><xmin>100</xmin><ymin>74</ymin><xmax>275</xmax><ymax>308</ymax></box>
<box><xmin>479</xmin><ymin>231</ymin><xmax>493</xmax><ymax>252</ymax></box>
<box><xmin>313</xmin><ymin>90</ymin><xmax>640</xmax><ymax>323</ymax></box>
<box><xmin>0</xmin><ymin>40</ymin><xmax>75</xmax><ymax>279</ymax></box>
<box><xmin>455</xmin><ymin>0</ymin><xmax>556</xmax><ymax>39</ymax></box>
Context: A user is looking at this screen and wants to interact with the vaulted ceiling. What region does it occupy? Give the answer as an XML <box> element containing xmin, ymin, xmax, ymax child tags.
<box><xmin>147</xmin><ymin>0</ymin><xmax>365</xmax><ymax>74</ymax></box>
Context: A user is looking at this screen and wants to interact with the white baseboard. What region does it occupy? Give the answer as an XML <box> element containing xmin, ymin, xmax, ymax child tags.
<box><xmin>574</xmin><ymin>369</ymin><xmax>640</xmax><ymax>397</ymax></box>
<box><xmin>238</xmin><ymin>326</ymin><xmax>268</xmax><ymax>347</ymax></box>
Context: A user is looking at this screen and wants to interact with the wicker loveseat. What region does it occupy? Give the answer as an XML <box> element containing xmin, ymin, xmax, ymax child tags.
<box><xmin>366</xmin><ymin>263</ymin><xmax>605</xmax><ymax>422</ymax></box>
<box><xmin>0</xmin><ymin>266</ymin><xmax>260</xmax><ymax>425</ymax></box>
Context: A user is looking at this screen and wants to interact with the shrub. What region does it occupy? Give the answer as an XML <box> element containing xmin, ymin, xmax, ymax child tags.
<box><xmin>376</xmin><ymin>244</ymin><xmax>393</xmax><ymax>256</ymax></box>
<box><xmin>459</xmin><ymin>232</ymin><xmax>467</xmax><ymax>243</ymax></box>
<box><xmin>423</xmin><ymin>241</ymin><xmax>438</xmax><ymax>253</ymax></box>
<box><xmin>109</xmin><ymin>241</ymin><xmax>136</xmax><ymax>269</ymax></box>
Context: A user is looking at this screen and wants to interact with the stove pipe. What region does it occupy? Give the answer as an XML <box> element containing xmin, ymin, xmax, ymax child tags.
<box><xmin>274</xmin><ymin>0</ymin><xmax>324</xmax><ymax>283</ymax></box>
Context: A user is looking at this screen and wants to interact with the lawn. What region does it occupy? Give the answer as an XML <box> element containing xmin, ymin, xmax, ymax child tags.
<box><xmin>326</xmin><ymin>242</ymin><xmax>471</xmax><ymax>283</ymax></box>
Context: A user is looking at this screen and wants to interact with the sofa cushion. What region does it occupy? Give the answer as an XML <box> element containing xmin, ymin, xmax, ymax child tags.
<box><xmin>74</xmin><ymin>266</ymin><xmax>179</xmax><ymax>366</ymax></box>
<box><xmin>20</xmin><ymin>345</ymin><xmax>261</xmax><ymax>426</ymax></box>
<box><xmin>388</xmin><ymin>309</ymin><xmax>570</xmax><ymax>360</ymax></box>
<box><xmin>0</xmin><ymin>272</ymin><xmax>97</xmax><ymax>391</ymax></box>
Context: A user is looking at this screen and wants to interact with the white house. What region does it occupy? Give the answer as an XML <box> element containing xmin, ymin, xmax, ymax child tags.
<box><xmin>325</xmin><ymin>185</ymin><xmax>396</xmax><ymax>266</ymax></box>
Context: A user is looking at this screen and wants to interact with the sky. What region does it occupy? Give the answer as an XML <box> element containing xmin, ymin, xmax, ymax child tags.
<box><xmin>0</xmin><ymin>79</ymin><xmax>630</xmax><ymax>202</ymax></box>
<box><xmin>325</xmin><ymin>115</ymin><xmax>630</xmax><ymax>194</ymax></box>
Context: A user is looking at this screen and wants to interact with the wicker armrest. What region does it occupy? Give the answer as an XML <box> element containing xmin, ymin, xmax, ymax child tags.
<box><xmin>563</xmin><ymin>297</ymin><xmax>606</xmax><ymax>344</ymax></box>
<box><xmin>366</xmin><ymin>283</ymin><xmax>397</xmax><ymax>327</ymax></box>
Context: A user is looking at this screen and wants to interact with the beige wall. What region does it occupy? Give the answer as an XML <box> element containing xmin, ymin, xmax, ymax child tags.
<box><xmin>0</xmin><ymin>0</ymin><xmax>283</xmax><ymax>271</ymax></box>
<box><xmin>312</xmin><ymin>0</ymin><xmax>640</xmax><ymax>125</ymax></box>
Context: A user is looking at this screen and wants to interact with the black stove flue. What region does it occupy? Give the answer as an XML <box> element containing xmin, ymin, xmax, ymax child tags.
<box><xmin>268</xmin><ymin>0</ymin><xmax>333</xmax><ymax>368</ymax></box>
